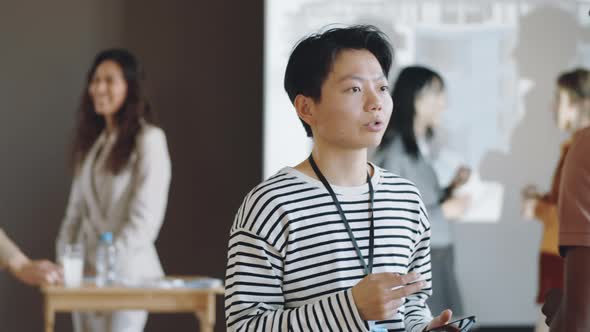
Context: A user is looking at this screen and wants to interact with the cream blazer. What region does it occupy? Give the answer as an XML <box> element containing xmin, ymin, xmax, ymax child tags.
<box><xmin>57</xmin><ymin>124</ymin><xmax>171</xmax><ymax>282</ymax></box>
<box><xmin>0</xmin><ymin>228</ymin><xmax>21</xmax><ymax>269</ymax></box>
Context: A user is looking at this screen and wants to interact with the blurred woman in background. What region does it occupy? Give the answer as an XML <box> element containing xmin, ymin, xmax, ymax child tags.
<box><xmin>522</xmin><ymin>68</ymin><xmax>590</xmax><ymax>332</ymax></box>
<box><xmin>57</xmin><ymin>49</ymin><xmax>171</xmax><ymax>332</ymax></box>
<box><xmin>373</xmin><ymin>66</ymin><xmax>470</xmax><ymax>316</ymax></box>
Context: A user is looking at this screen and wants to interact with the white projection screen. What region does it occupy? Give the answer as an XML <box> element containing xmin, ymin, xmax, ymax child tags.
<box><xmin>264</xmin><ymin>0</ymin><xmax>590</xmax><ymax>326</ymax></box>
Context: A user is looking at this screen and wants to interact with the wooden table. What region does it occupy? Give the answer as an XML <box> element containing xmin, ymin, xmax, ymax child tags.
<box><xmin>41</xmin><ymin>277</ymin><xmax>224</xmax><ymax>332</ymax></box>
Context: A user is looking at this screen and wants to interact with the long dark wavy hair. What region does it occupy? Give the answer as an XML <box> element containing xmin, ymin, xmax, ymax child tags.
<box><xmin>377</xmin><ymin>66</ymin><xmax>444</xmax><ymax>159</ymax></box>
<box><xmin>71</xmin><ymin>48</ymin><xmax>156</xmax><ymax>174</ymax></box>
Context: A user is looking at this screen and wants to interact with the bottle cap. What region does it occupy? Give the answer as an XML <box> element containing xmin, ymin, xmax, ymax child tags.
<box><xmin>100</xmin><ymin>232</ymin><xmax>113</xmax><ymax>243</ymax></box>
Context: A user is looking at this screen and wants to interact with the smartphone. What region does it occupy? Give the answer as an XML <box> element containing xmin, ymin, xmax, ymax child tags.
<box><xmin>425</xmin><ymin>316</ymin><xmax>476</xmax><ymax>332</ymax></box>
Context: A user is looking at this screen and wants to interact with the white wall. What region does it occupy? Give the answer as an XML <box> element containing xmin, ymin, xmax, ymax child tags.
<box><xmin>264</xmin><ymin>0</ymin><xmax>590</xmax><ymax>326</ymax></box>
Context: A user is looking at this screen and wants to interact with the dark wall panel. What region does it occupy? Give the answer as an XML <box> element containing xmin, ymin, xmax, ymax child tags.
<box><xmin>122</xmin><ymin>1</ymin><xmax>263</xmax><ymax>331</ymax></box>
<box><xmin>0</xmin><ymin>1</ymin><xmax>263</xmax><ymax>331</ymax></box>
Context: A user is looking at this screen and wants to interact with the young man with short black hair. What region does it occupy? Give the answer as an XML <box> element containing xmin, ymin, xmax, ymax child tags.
<box><xmin>225</xmin><ymin>25</ymin><xmax>452</xmax><ymax>331</ymax></box>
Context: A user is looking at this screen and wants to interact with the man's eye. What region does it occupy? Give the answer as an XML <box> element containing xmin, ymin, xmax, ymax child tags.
<box><xmin>380</xmin><ymin>86</ymin><xmax>389</xmax><ymax>92</ymax></box>
<box><xmin>350</xmin><ymin>87</ymin><xmax>361</xmax><ymax>93</ymax></box>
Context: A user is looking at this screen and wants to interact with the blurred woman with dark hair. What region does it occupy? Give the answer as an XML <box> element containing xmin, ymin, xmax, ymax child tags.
<box><xmin>373</xmin><ymin>66</ymin><xmax>470</xmax><ymax>316</ymax></box>
<box><xmin>57</xmin><ymin>48</ymin><xmax>171</xmax><ymax>332</ymax></box>
<box><xmin>522</xmin><ymin>68</ymin><xmax>590</xmax><ymax>332</ymax></box>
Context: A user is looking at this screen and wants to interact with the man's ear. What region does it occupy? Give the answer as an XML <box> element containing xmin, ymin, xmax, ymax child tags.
<box><xmin>294</xmin><ymin>94</ymin><xmax>314</xmax><ymax>128</ymax></box>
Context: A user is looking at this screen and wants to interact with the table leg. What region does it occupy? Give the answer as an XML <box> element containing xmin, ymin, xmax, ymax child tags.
<box><xmin>196</xmin><ymin>310</ymin><xmax>214</xmax><ymax>332</ymax></box>
<box><xmin>195</xmin><ymin>294</ymin><xmax>216</xmax><ymax>332</ymax></box>
<box><xmin>44</xmin><ymin>303</ymin><xmax>54</xmax><ymax>332</ymax></box>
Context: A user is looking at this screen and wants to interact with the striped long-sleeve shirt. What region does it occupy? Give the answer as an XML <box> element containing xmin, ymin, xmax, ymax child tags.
<box><xmin>225</xmin><ymin>164</ymin><xmax>433</xmax><ymax>331</ymax></box>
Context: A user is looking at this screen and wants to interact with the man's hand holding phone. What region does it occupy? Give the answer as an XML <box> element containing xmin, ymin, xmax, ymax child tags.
<box><xmin>425</xmin><ymin>315</ymin><xmax>477</xmax><ymax>332</ymax></box>
<box><xmin>351</xmin><ymin>272</ymin><xmax>426</xmax><ymax>320</ymax></box>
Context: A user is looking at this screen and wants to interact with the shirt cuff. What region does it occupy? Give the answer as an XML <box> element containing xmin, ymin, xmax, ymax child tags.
<box><xmin>345</xmin><ymin>288</ymin><xmax>369</xmax><ymax>332</ymax></box>
<box><xmin>0</xmin><ymin>230</ymin><xmax>21</xmax><ymax>269</ymax></box>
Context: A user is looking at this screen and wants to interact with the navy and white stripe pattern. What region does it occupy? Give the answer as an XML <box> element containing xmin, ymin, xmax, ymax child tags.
<box><xmin>225</xmin><ymin>164</ymin><xmax>433</xmax><ymax>331</ymax></box>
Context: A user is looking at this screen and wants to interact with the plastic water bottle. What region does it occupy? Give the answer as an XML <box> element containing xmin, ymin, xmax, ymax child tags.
<box><xmin>95</xmin><ymin>232</ymin><xmax>117</xmax><ymax>287</ymax></box>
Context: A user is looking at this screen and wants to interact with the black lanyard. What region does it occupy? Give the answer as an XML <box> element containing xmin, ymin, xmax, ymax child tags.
<box><xmin>308</xmin><ymin>155</ymin><xmax>375</xmax><ymax>275</ymax></box>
